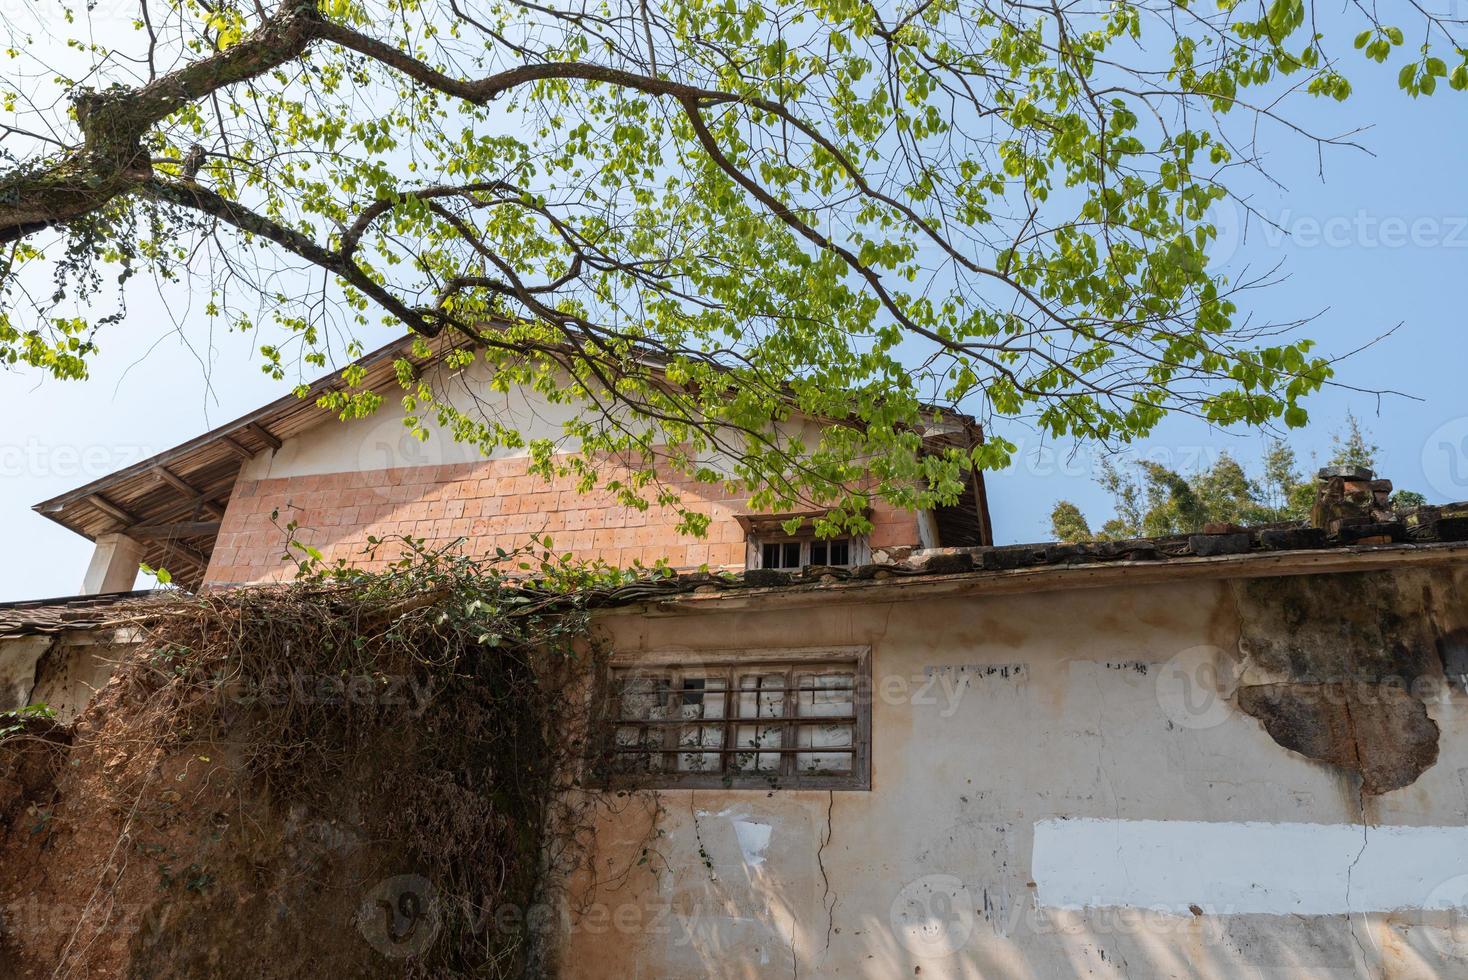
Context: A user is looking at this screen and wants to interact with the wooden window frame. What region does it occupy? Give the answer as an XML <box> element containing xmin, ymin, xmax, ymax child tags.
<box><xmin>600</xmin><ymin>646</ymin><xmax>872</xmax><ymax>791</ymax></box>
<box><xmin>747</xmin><ymin>535</ymin><xmax>869</xmax><ymax>570</ymax></box>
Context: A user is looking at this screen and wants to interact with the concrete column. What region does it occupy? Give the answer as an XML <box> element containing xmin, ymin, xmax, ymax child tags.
<box><xmin>915</xmin><ymin>508</ymin><xmax>941</xmax><ymax>550</ymax></box>
<box><xmin>80</xmin><ymin>532</ymin><xmax>145</xmax><ymax>594</ymax></box>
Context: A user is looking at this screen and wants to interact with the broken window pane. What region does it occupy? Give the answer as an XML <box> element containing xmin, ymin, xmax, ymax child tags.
<box><xmin>676</xmin><ymin>676</ymin><xmax>726</xmax><ymax>772</ymax></box>
<box><xmin>734</xmin><ymin>673</ymin><xmax>786</xmax><ymax>772</ymax></box>
<box><xmin>795</xmin><ymin>670</ymin><xmax>856</xmax><ymax>773</ymax></box>
<box><xmin>618</xmin><ymin>675</ymin><xmax>671</xmax><ymax>720</ymax></box>
<box><xmin>613</xmin><ymin>674</ymin><xmax>671</xmax><ymax>772</ymax></box>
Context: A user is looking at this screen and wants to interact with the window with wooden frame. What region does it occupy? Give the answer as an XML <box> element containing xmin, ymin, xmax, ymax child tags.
<box><xmin>737</xmin><ymin>511</ymin><xmax>870</xmax><ymax>570</ymax></box>
<box><xmin>601</xmin><ymin>647</ymin><xmax>871</xmax><ymax>790</ymax></box>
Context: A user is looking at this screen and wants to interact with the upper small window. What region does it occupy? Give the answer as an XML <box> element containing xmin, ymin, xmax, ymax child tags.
<box><xmin>738</xmin><ymin>510</ymin><xmax>870</xmax><ymax>571</ymax></box>
<box><xmin>759</xmin><ymin>538</ymin><xmax>852</xmax><ymax>569</ymax></box>
<box><xmin>810</xmin><ymin>538</ymin><xmax>850</xmax><ymax>566</ymax></box>
<box><xmin>761</xmin><ymin>540</ymin><xmax>804</xmax><ymax>570</ymax></box>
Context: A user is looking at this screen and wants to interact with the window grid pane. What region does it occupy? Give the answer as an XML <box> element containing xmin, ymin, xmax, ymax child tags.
<box><xmin>609</xmin><ymin>661</ymin><xmax>863</xmax><ymax>786</ymax></box>
<box><xmin>757</xmin><ymin>537</ymin><xmax>855</xmax><ymax>569</ymax></box>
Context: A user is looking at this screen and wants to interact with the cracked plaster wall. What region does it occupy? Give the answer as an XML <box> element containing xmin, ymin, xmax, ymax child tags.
<box><xmin>0</xmin><ymin>635</ymin><xmax>122</xmax><ymax>721</ymax></box>
<box><xmin>559</xmin><ymin>564</ymin><xmax>1468</xmax><ymax>978</ymax></box>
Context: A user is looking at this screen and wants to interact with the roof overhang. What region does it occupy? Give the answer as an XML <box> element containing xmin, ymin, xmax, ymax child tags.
<box><xmin>32</xmin><ymin>334</ymin><xmax>444</xmax><ymax>589</ymax></box>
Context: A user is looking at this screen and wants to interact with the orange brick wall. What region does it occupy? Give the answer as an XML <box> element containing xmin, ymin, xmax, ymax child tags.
<box><xmin>203</xmin><ymin>457</ymin><xmax>922</xmax><ymax>586</ymax></box>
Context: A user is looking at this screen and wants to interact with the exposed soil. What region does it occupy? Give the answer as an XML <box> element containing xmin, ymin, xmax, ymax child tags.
<box><xmin>0</xmin><ymin>654</ymin><xmax>422</xmax><ymax>979</ymax></box>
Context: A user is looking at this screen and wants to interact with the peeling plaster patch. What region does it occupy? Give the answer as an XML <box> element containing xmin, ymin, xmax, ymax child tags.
<box><xmin>1032</xmin><ymin>818</ymin><xmax>1468</xmax><ymax>915</ymax></box>
<box><xmin>1237</xmin><ymin>683</ymin><xmax>1439</xmax><ymax>794</ymax></box>
<box><xmin>732</xmin><ymin>820</ymin><xmax>772</xmax><ymax>868</ymax></box>
<box><xmin>0</xmin><ymin>636</ymin><xmax>51</xmax><ymax>711</ymax></box>
<box><xmin>1217</xmin><ymin>916</ymin><xmax>1357</xmax><ymax>968</ymax></box>
<box><xmin>1231</xmin><ymin>573</ymin><xmax>1447</xmax><ymax>793</ymax></box>
<box><xmin>693</xmin><ymin>806</ymin><xmax>774</xmax><ymax>868</ymax></box>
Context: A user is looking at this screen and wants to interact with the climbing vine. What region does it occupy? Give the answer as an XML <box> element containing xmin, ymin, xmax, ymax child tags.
<box><xmin>1</xmin><ymin>536</ymin><xmax>661</xmax><ymax>978</ymax></box>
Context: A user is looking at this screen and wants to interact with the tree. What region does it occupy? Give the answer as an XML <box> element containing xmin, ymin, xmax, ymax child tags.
<box><xmin>1192</xmin><ymin>453</ymin><xmax>1260</xmax><ymax>527</ymax></box>
<box><xmin>1050</xmin><ymin>501</ymin><xmax>1093</xmax><ymax>545</ymax></box>
<box><xmin>1327</xmin><ymin>411</ymin><xmax>1379</xmax><ymax>470</ymax></box>
<box><xmin>1260</xmin><ymin>438</ymin><xmax>1315</xmax><ymax>521</ymax></box>
<box><xmin>1050</xmin><ymin>414</ymin><xmax>1429</xmax><ymax>540</ymax></box>
<box><xmin>3</xmin><ymin>1</ymin><xmax>1463</xmax><ymax>532</ymax></box>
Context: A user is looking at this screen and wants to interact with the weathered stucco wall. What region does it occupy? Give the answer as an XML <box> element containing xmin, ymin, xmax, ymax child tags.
<box><xmin>559</xmin><ymin>565</ymin><xmax>1468</xmax><ymax>978</ymax></box>
<box><xmin>0</xmin><ymin>636</ymin><xmax>49</xmax><ymax>712</ymax></box>
<box><xmin>0</xmin><ymin>634</ymin><xmax>126</xmax><ymax>721</ymax></box>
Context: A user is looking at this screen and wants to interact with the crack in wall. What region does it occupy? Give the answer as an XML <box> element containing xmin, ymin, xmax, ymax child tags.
<box><xmin>816</xmin><ymin>790</ymin><xmax>835</xmax><ymax>958</ymax></box>
<box><xmin>1343</xmin><ymin>789</ymin><xmax>1378</xmax><ymax>979</ymax></box>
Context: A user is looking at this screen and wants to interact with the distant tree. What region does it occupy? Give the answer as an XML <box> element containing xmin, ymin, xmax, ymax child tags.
<box><xmin>1095</xmin><ymin>460</ymin><xmax>1144</xmax><ymax>540</ymax></box>
<box><xmin>1323</xmin><ymin>411</ymin><xmax>1422</xmax><ymax>510</ymax></box>
<box><xmin>1192</xmin><ymin>453</ymin><xmax>1261</xmax><ymax>527</ymax></box>
<box><xmin>1327</xmin><ymin>411</ymin><xmax>1379</xmax><ymax>470</ymax></box>
<box><xmin>1259</xmin><ymin>438</ymin><xmax>1316</xmax><ymax>522</ymax></box>
<box><xmin>1049</xmin><ymin>415</ymin><xmax>1428</xmax><ymax>541</ymax></box>
<box><xmin>1049</xmin><ymin>502</ymin><xmax>1093</xmax><ymax>545</ymax></box>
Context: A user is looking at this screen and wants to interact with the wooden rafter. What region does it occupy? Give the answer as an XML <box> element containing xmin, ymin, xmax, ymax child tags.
<box><xmin>247</xmin><ymin>422</ymin><xmax>282</xmax><ymax>450</ymax></box>
<box><xmin>126</xmin><ymin>521</ymin><xmax>222</xmax><ymax>540</ymax></box>
<box><xmin>85</xmin><ymin>493</ymin><xmax>140</xmax><ymax>527</ymax></box>
<box><xmin>153</xmin><ymin>465</ymin><xmax>227</xmax><ymax>518</ymax></box>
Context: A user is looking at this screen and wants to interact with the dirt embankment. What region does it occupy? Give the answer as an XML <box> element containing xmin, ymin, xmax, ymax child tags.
<box><xmin>0</xmin><ymin>654</ymin><xmax>440</xmax><ymax>979</ymax></box>
<box><xmin>0</xmin><ymin>551</ymin><xmax>630</xmax><ymax>980</ymax></box>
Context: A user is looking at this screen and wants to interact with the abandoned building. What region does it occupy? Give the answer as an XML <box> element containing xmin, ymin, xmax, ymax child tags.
<box><xmin>26</xmin><ymin>337</ymin><xmax>992</xmax><ymax>595</ymax></box>
<box><xmin>4</xmin><ymin>338</ymin><xmax>1468</xmax><ymax>977</ymax></box>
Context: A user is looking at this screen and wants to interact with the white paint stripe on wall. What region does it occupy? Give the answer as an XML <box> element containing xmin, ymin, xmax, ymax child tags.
<box><xmin>1032</xmin><ymin>818</ymin><xmax>1468</xmax><ymax>915</ymax></box>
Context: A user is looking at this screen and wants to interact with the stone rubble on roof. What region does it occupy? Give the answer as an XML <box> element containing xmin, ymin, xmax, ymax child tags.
<box><xmin>738</xmin><ymin>464</ymin><xmax>1468</xmax><ymax>586</ymax></box>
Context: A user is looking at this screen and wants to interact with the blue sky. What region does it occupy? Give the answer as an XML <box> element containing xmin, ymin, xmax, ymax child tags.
<box><xmin>986</xmin><ymin>63</ymin><xmax>1468</xmax><ymax>541</ymax></box>
<box><xmin>2</xmin><ymin>51</ymin><xmax>1465</xmax><ymax>599</ymax></box>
